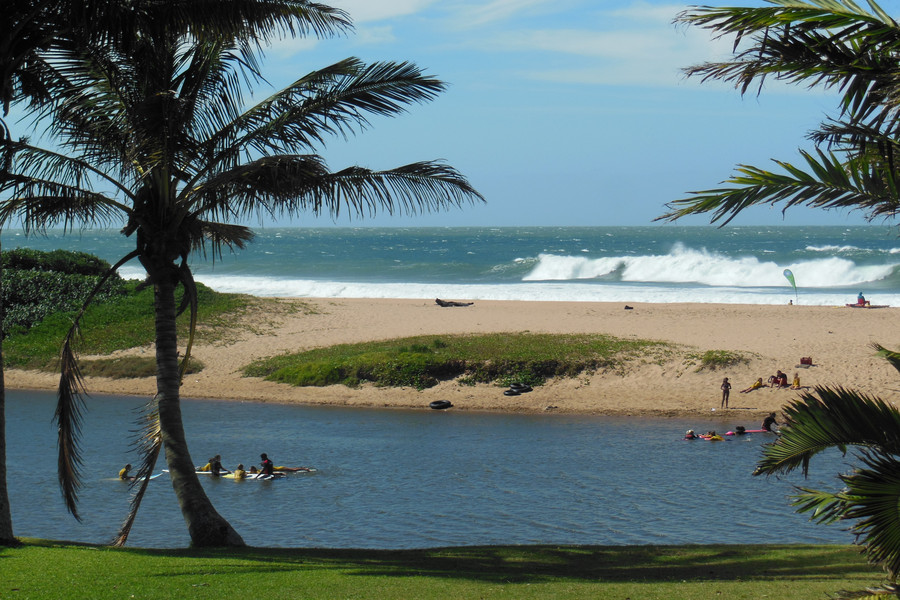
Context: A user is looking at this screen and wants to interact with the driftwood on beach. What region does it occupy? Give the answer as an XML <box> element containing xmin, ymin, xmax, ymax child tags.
<box><xmin>435</xmin><ymin>298</ymin><xmax>474</xmax><ymax>307</ymax></box>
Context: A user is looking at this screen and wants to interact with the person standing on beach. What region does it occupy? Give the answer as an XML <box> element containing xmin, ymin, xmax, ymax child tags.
<box><xmin>721</xmin><ymin>377</ymin><xmax>732</xmax><ymax>408</ymax></box>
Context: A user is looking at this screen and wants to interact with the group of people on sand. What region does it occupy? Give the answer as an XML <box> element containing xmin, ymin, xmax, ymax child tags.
<box><xmin>718</xmin><ymin>370</ymin><xmax>806</xmax><ymax>408</ymax></box>
<box><xmin>119</xmin><ymin>452</ymin><xmax>293</xmax><ymax>481</ymax></box>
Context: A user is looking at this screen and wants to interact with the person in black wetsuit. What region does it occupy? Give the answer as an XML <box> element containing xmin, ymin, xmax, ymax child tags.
<box><xmin>209</xmin><ymin>454</ymin><xmax>230</xmax><ymax>476</ymax></box>
<box><xmin>762</xmin><ymin>412</ymin><xmax>779</xmax><ymax>432</ymax></box>
<box><xmin>259</xmin><ymin>453</ymin><xmax>274</xmax><ymax>476</ymax></box>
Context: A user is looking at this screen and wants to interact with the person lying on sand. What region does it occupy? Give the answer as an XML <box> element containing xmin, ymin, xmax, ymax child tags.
<box><xmin>740</xmin><ymin>378</ymin><xmax>766</xmax><ymax>393</ymax></box>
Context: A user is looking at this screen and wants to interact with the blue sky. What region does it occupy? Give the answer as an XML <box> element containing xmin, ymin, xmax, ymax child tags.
<box><xmin>250</xmin><ymin>0</ymin><xmax>866</xmax><ymax>228</ymax></box>
<box><xmin>13</xmin><ymin>0</ymin><xmax>874</xmax><ymax>229</ymax></box>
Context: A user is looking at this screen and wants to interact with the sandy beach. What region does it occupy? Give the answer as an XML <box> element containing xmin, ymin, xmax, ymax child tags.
<box><xmin>7</xmin><ymin>298</ymin><xmax>900</xmax><ymax>420</ymax></box>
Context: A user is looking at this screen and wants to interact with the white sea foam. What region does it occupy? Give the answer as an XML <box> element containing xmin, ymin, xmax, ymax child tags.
<box><xmin>523</xmin><ymin>244</ymin><xmax>896</xmax><ymax>288</ymax></box>
<box><xmin>176</xmin><ymin>273</ymin><xmax>900</xmax><ymax>306</ymax></box>
<box><xmin>806</xmin><ymin>244</ymin><xmax>860</xmax><ymax>252</ymax></box>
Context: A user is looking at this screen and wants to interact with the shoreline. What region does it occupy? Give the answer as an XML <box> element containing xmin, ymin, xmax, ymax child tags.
<box><xmin>7</xmin><ymin>298</ymin><xmax>900</xmax><ymax>419</ymax></box>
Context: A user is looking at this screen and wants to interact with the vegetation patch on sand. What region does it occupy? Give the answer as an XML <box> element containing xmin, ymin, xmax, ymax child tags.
<box><xmin>1</xmin><ymin>540</ymin><xmax>880</xmax><ymax>600</ymax></box>
<box><xmin>691</xmin><ymin>349</ymin><xmax>751</xmax><ymax>372</ymax></box>
<box><xmin>242</xmin><ymin>332</ymin><xmax>680</xmax><ymax>390</ymax></box>
<box><xmin>4</xmin><ymin>282</ymin><xmax>254</xmax><ymax>371</ymax></box>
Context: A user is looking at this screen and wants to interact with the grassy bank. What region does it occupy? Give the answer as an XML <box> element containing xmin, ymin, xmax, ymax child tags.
<box><xmin>3</xmin><ymin>282</ymin><xmax>255</xmax><ymax>373</ymax></box>
<box><xmin>0</xmin><ymin>540</ymin><xmax>880</xmax><ymax>599</ymax></box>
<box><xmin>242</xmin><ymin>332</ymin><xmax>692</xmax><ymax>390</ymax></box>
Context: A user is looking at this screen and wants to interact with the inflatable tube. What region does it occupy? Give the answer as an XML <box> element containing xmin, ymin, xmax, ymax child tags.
<box><xmin>503</xmin><ymin>389</ymin><xmax>520</xmax><ymax>396</ymax></box>
<box><xmin>509</xmin><ymin>382</ymin><xmax>532</xmax><ymax>393</ymax></box>
<box><xmin>429</xmin><ymin>400</ymin><xmax>452</xmax><ymax>410</ymax></box>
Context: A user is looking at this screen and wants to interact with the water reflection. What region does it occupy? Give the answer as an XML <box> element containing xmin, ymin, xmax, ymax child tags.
<box><xmin>7</xmin><ymin>390</ymin><xmax>854</xmax><ymax>548</ymax></box>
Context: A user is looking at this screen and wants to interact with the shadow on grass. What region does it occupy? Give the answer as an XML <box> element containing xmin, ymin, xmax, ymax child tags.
<box><xmin>87</xmin><ymin>543</ymin><xmax>877</xmax><ymax>585</ymax></box>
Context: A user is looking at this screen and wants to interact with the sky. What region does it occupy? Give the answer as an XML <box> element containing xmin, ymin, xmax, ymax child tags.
<box><xmin>247</xmin><ymin>0</ymin><xmax>867</xmax><ymax>228</ymax></box>
<box><xmin>12</xmin><ymin>0</ymin><xmax>875</xmax><ymax>229</ymax></box>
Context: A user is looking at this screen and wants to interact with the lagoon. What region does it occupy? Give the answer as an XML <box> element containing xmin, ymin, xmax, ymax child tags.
<box><xmin>7</xmin><ymin>390</ymin><xmax>853</xmax><ymax>548</ymax></box>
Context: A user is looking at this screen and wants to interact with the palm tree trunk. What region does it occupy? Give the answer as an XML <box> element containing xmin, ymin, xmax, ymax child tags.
<box><xmin>154</xmin><ymin>275</ymin><xmax>243</xmax><ymax>547</ymax></box>
<box><xmin>0</xmin><ymin>234</ymin><xmax>15</xmax><ymax>546</ymax></box>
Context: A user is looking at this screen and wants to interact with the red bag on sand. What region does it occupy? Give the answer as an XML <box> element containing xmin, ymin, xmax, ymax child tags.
<box><xmin>800</xmin><ymin>357</ymin><xmax>812</xmax><ymax>365</ymax></box>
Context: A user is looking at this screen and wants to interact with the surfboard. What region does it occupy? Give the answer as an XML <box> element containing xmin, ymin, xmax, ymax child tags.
<box><xmin>222</xmin><ymin>472</ymin><xmax>286</xmax><ymax>480</ymax></box>
<box><xmin>108</xmin><ymin>472</ymin><xmax>162</xmax><ymax>481</ymax></box>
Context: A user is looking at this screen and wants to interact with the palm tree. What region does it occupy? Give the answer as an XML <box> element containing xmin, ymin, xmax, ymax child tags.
<box><xmin>0</xmin><ymin>0</ymin><xmax>359</xmax><ymax>550</ymax></box>
<box><xmin>0</xmin><ymin>0</ymin><xmax>138</xmax><ymax>548</ymax></box>
<box><xmin>6</xmin><ymin>2</ymin><xmax>483</xmax><ymax>546</ymax></box>
<box><xmin>658</xmin><ymin>0</ymin><xmax>900</xmax><ymax>225</ymax></box>
<box><xmin>754</xmin><ymin>368</ymin><xmax>900</xmax><ymax>593</ymax></box>
<box><xmin>660</xmin><ymin>1</ymin><xmax>900</xmax><ymax>593</ymax></box>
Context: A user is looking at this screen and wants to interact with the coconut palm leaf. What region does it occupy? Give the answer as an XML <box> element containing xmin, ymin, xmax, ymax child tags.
<box><xmin>675</xmin><ymin>1</ymin><xmax>900</xmax><ymax>121</ymax></box>
<box><xmin>755</xmin><ymin>386</ymin><xmax>900</xmax><ymax>477</ymax></box>
<box><xmin>836</xmin><ymin>450</ymin><xmax>900</xmax><ymax>576</ymax></box>
<box><xmin>872</xmin><ymin>343</ymin><xmax>900</xmax><ymax>376</ymax></box>
<box><xmin>658</xmin><ymin>147</ymin><xmax>900</xmax><ymax>225</ymax></box>
<box><xmin>55</xmin><ymin>251</ymin><xmax>140</xmax><ymax>518</ymax></box>
<box><xmin>194</xmin><ymin>157</ymin><xmax>481</xmax><ymax>223</ymax></box>
<box><xmin>113</xmin><ymin>397</ymin><xmax>162</xmax><ymax>547</ymax></box>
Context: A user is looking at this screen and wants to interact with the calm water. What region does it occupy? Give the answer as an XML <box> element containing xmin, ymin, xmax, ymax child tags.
<box><xmin>7</xmin><ymin>390</ymin><xmax>854</xmax><ymax>549</ymax></box>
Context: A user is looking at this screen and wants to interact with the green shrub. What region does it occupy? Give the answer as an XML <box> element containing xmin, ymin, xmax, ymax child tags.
<box><xmin>3</xmin><ymin>247</ymin><xmax>113</xmax><ymax>276</ymax></box>
<box><xmin>3</xmin><ymin>269</ymin><xmax>127</xmax><ymax>335</ymax></box>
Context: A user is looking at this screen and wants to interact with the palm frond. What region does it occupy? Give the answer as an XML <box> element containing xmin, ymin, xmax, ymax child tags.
<box><xmin>837</xmin><ymin>450</ymin><xmax>900</xmax><ymax>577</ymax></box>
<box><xmin>755</xmin><ymin>386</ymin><xmax>900</xmax><ymax>477</ymax></box>
<box><xmin>55</xmin><ymin>329</ymin><xmax>86</xmax><ymax>520</ymax></box>
<box><xmin>194</xmin><ymin>157</ymin><xmax>484</xmax><ymax>221</ymax></box>
<box><xmin>205</xmin><ymin>58</ymin><xmax>446</xmax><ymax>165</ymax></box>
<box><xmin>872</xmin><ymin>343</ymin><xmax>900</xmax><ymax>376</ymax></box>
<box><xmin>176</xmin><ymin>263</ymin><xmax>199</xmax><ymax>383</ymax></box>
<box><xmin>790</xmin><ymin>485</ymin><xmax>855</xmax><ymax>525</ymax></box>
<box><xmin>657</xmin><ymin>148</ymin><xmax>900</xmax><ymax>225</ymax></box>
<box><xmin>191</xmin><ymin>221</ymin><xmax>255</xmax><ymax>260</ymax></box>
<box><xmin>55</xmin><ymin>250</ymin><xmax>140</xmax><ymax>519</ymax></box>
<box><xmin>112</xmin><ymin>397</ymin><xmax>162</xmax><ymax>547</ymax></box>
<box><xmin>676</xmin><ymin>1</ymin><xmax>900</xmax><ymax>117</ymax></box>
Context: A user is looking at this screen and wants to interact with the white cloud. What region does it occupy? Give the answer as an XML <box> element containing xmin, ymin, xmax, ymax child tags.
<box><xmin>332</xmin><ymin>0</ymin><xmax>437</xmax><ymax>24</ymax></box>
<box><xmin>266</xmin><ymin>36</ymin><xmax>320</xmax><ymax>59</ymax></box>
<box><xmin>457</xmin><ymin>0</ymin><xmax>557</xmax><ymax>26</ymax></box>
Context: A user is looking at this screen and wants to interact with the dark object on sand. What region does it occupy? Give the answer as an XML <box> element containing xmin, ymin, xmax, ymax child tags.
<box><xmin>624</xmin><ymin>305</ymin><xmax>633</xmax><ymax>310</ymax></box>
<box><xmin>505</xmin><ymin>382</ymin><xmax>533</xmax><ymax>396</ymax></box>
<box><xmin>436</xmin><ymin>298</ymin><xmax>474</xmax><ymax>307</ymax></box>
<box><xmin>429</xmin><ymin>400</ymin><xmax>452</xmax><ymax>410</ymax></box>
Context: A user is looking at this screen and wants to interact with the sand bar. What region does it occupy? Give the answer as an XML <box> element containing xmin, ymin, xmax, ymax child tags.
<box><xmin>7</xmin><ymin>298</ymin><xmax>900</xmax><ymax>421</ymax></box>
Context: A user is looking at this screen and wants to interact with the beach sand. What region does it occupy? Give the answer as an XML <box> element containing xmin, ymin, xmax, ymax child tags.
<box><xmin>7</xmin><ymin>298</ymin><xmax>900</xmax><ymax>421</ymax></box>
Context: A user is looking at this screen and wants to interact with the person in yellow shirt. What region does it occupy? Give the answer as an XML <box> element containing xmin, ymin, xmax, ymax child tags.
<box><xmin>233</xmin><ymin>464</ymin><xmax>247</xmax><ymax>480</ymax></box>
<box><xmin>118</xmin><ymin>464</ymin><xmax>134</xmax><ymax>481</ymax></box>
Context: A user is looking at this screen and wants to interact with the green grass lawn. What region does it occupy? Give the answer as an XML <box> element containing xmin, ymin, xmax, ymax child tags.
<box><xmin>0</xmin><ymin>540</ymin><xmax>883</xmax><ymax>599</ymax></box>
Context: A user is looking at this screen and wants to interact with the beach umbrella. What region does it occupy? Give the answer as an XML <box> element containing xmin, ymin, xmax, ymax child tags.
<box><xmin>783</xmin><ymin>269</ymin><xmax>798</xmax><ymax>303</ymax></box>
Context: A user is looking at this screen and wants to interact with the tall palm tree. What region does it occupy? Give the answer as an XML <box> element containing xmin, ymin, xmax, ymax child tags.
<box><xmin>6</xmin><ymin>2</ymin><xmax>483</xmax><ymax>546</ymax></box>
<box><xmin>658</xmin><ymin>0</ymin><xmax>900</xmax><ymax>225</ymax></box>
<box><xmin>0</xmin><ymin>0</ymin><xmax>357</xmax><ymax>550</ymax></box>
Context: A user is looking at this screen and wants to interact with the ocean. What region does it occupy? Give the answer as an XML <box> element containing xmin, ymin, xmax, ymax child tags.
<box><xmin>4</xmin><ymin>225</ymin><xmax>900</xmax><ymax>306</ymax></box>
